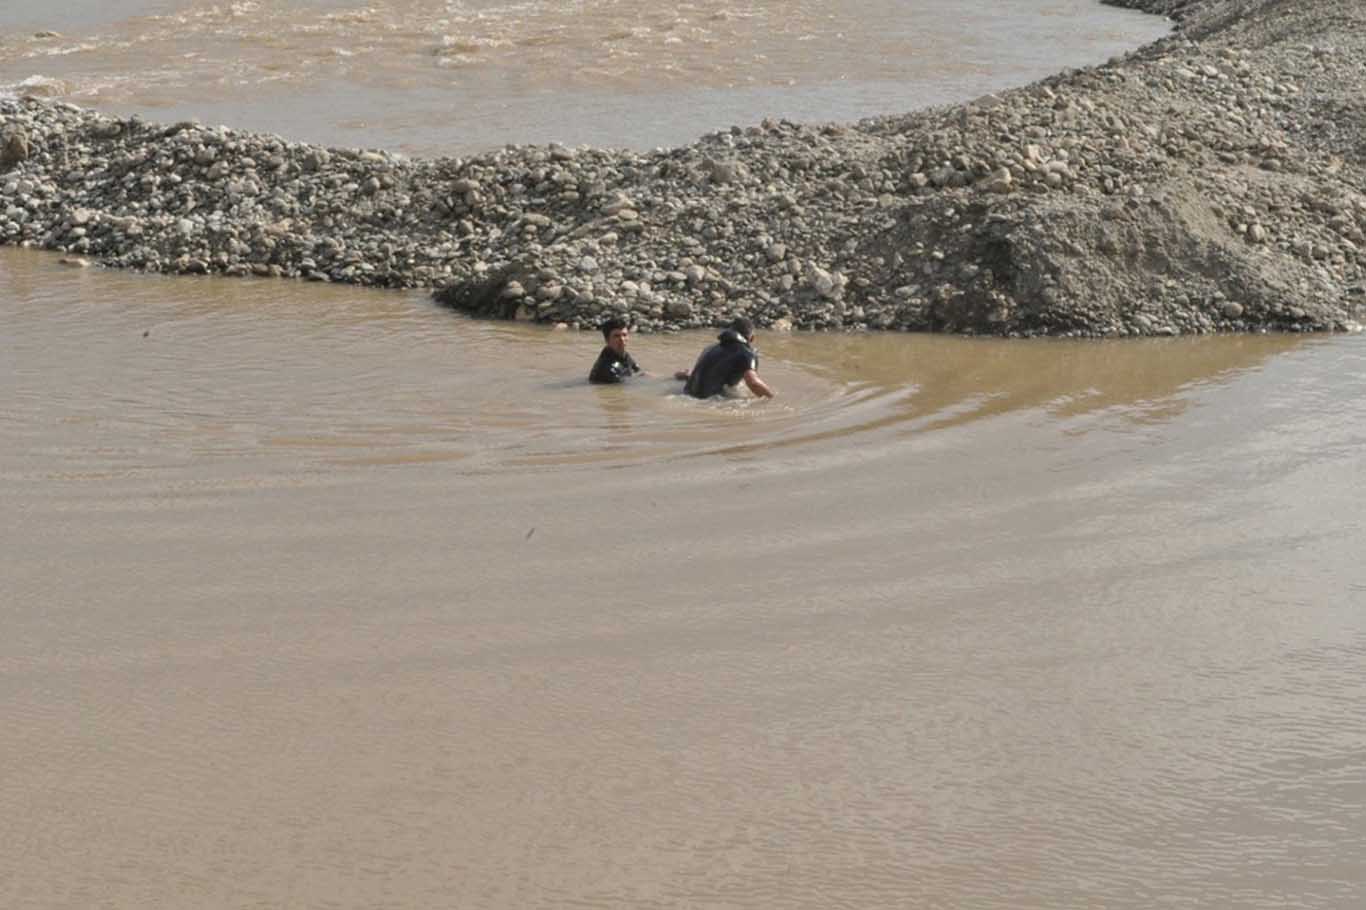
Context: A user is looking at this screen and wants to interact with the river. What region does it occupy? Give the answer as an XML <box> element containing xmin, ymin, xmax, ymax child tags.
<box><xmin>3</xmin><ymin>0</ymin><xmax>1167</xmax><ymax>154</ymax></box>
<box><xmin>3</xmin><ymin>2</ymin><xmax>1366</xmax><ymax>909</ymax></box>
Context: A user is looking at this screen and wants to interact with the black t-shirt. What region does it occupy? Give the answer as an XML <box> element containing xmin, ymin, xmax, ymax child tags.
<box><xmin>589</xmin><ymin>347</ymin><xmax>641</xmax><ymax>384</ymax></box>
<box><xmin>683</xmin><ymin>331</ymin><xmax>758</xmax><ymax>398</ymax></box>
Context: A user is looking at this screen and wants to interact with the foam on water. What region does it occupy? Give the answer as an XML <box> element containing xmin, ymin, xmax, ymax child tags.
<box><xmin>0</xmin><ymin>0</ymin><xmax>1171</xmax><ymax>153</ymax></box>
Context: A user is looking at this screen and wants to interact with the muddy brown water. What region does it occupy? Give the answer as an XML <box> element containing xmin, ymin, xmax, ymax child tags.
<box><xmin>4</xmin><ymin>246</ymin><xmax>1366</xmax><ymax>908</ymax></box>
<box><xmin>4</xmin><ymin>1</ymin><xmax>1365</xmax><ymax>906</ymax></box>
<box><xmin>0</xmin><ymin>0</ymin><xmax>1170</xmax><ymax>154</ymax></box>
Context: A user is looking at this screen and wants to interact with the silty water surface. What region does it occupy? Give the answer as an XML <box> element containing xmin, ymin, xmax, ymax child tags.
<box><xmin>1</xmin><ymin>0</ymin><xmax>1169</xmax><ymax>153</ymax></box>
<box><xmin>4</xmin><ymin>2</ymin><xmax>1366</xmax><ymax>908</ymax></box>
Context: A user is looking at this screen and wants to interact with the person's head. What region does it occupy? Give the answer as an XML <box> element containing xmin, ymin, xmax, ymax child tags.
<box><xmin>728</xmin><ymin>317</ymin><xmax>755</xmax><ymax>343</ymax></box>
<box><xmin>600</xmin><ymin>317</ymin><xmax>630</xmax><ymax>354</ymax></box>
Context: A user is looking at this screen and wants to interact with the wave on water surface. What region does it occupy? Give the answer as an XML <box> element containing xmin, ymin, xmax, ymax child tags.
<box><xmin>0</xmin><ymin>247</ymin><xmax>1323</xmax><ymax>475</ymax></box>
<box><xmin>0</xmin><ymin>0</ymin><xmax>1171</xmax><ymax>152</ymax></box>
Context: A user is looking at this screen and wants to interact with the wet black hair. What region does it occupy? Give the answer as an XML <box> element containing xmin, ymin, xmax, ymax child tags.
<box><xmin>728</xmin><ymin>316</ymin><xmax>754</xmax><ymax>340</ymax></box>
<box><xmin>600</xmin><ymin>316</ymin><xmax>629</xmax><ymax>340</ymax></box>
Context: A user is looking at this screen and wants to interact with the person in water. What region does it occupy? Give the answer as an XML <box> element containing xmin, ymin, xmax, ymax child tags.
<box><xmin>588</xmin><ymin>317</ymin><xmax>642</xmax><ymax>384</ymax></box>
<box><xmin>680</xmin><ymin>317</ymin><xmax>775</xmax><ymax>399</ymax></box>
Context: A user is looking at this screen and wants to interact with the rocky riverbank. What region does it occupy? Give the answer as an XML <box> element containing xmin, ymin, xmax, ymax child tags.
<box><xmin>3</xmin><ymin>0</ymin><xmax>1364</xmax><ymax>335</ymax></box>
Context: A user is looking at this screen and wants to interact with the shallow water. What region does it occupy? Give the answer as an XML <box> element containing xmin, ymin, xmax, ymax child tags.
<box><xmin>4</xmin><ymin>246</ymin><xmax>1366</xmax><ymax>908</ymax></box>
<box><xmin>0</xmin><ymin>0</ymin><xmax>1170</xmax><ymax>153</ymax></box>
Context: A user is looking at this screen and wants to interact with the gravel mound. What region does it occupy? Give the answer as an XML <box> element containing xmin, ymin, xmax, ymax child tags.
<box><xmin>2</xmin><ymin>0</ymin><xmax>1363</xmax><ymax>335</ymax></box>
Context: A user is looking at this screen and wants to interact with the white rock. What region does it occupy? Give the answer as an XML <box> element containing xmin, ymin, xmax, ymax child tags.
<box><xmin>806</xmin><ymin>263</ymin><xmax>837</xmax><ymax>298</ymax></box>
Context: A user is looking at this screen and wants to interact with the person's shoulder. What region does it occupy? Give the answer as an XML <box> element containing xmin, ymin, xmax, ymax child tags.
<box><xmin>588</xmin><ymin>346</ymin><xmax>616</xmax><ymax>383</ymax></box>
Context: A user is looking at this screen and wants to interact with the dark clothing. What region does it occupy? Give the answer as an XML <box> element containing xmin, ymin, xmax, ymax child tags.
<box><xmin>683</xmin><ymin>329</ymin><xmax>758</xmax><ymax>399</ymax></box>
<box><xmin>589</xmin><ymin>346</ymin><xmax>641</xmax><ymax>384</ymax></box>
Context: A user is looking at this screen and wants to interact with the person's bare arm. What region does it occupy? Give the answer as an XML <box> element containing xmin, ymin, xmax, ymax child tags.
<box><xmin>673</xmin><ymin>370</ymin><xmax>690</xmax><ymax>381</ymax></box>
<box><xmin>742</xmin><ymin>369</ymin><xmax>774</xmax><ymax>398</ymax></box>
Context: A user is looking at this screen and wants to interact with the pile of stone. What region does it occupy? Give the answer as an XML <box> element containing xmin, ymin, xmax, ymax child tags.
<box><xmin>2</xmin><ymin>0</ymin><xmax>1363</xmax><ymax>336</ymax></box>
